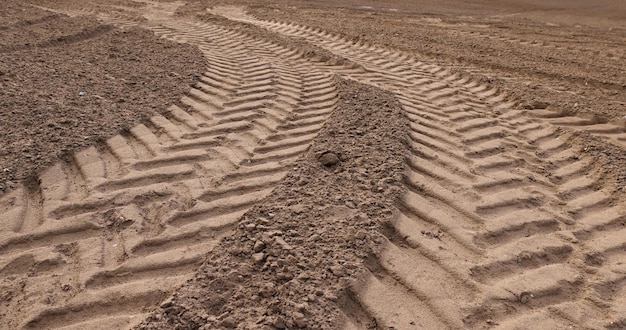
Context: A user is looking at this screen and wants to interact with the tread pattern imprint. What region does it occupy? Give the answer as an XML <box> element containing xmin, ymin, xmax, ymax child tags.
<box><xmin>212</xmin><ymin>7</ymin><xmax>626</xmax><ymax>330</ymax></box>
<box><xmin>0</xmin><ymin>2</ymin><xmax>624</xmax><ymax>329</ymax></box>
<box><xmin>0</xmin><ymin>7</ymin><xmax>339</xmax><ymax>330</ymax></box>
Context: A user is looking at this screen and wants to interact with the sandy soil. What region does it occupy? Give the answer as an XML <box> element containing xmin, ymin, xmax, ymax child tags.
<box><xmin>1</xmin><ymin>0</ymin><xmax>625</xmax><ymax>329</ymax></box>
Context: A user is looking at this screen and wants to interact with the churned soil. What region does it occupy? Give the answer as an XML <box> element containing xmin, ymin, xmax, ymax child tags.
<box><xmin>1</xmin><ymin>0</ymin><xmax>626</xmax><ymax>328</ymax></box>
<box><xmin>201</xmin><ymin>0</ymin><xmax>626</xmax><ymax>193</ymax></box>
<box><xmin>136</xmin><ymin>79</ymin><xmax>408</xmax><ymax>329</ymax></box>
<box><xmin>0</xmin><ymin>1</ymin><xmax>206</xmax><ymax>194</ymax></box>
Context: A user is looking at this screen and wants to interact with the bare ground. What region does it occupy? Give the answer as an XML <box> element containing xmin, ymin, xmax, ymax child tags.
<box><xmin>1</xmin><ymin>0</ymin><xmax>626</xmax><ymax>329</ymax></box>
<box><xmin>0</xmin><ymin>0</ymin><xmax>206</xmax><ymax>192</ymax></box>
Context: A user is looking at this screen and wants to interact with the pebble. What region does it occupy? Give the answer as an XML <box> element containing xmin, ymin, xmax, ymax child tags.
<box><xmin>268</xmin><ymin>230</ymin><xmax>284</xmax><ymax>237</ymax></box>
<box><xmin>319</xmin><ymin>152</ymin><xmax>340</xmax><ymax>166</ymax></box>
<box><xmin>256</xmin><ymin>217</ymin><xmax>270</xmax><ymax>225</ymax></box>
<box><xmin>160</xmin><ymin>298</ymin><xmax>174</xmax><ymax>308</ymax></box>
<box><xmin>274</xmin><ymin>237</ymin><xmax>293</xmax><ymax>250</ymax></box>
<box><xmin>252</xmin><ymin>252</ymin><xmax>266</xmax><ymax>264</ymax></box>
<box><xmin>293</xmin><ymin>312</ymin><xmax>308</xmax><ymax>328</ymax></box>
<box><xmin>272</xmin><ymin>316</ymin><xmax>287</xmax><ymax>329</ymax></box>
<box><xmin>253</xmin><ymin>240</ymin><xmax>266</xmax><ymax>253</ymax></box>
<box><xmin>329</xmin><ymin>265</ymin><xmax>345</xmax><ymax>277</ymax></box>
<box><xmin>219</xmin><ymin>317</ymin><xmax>237</xmax><ymax>328</ymax></box>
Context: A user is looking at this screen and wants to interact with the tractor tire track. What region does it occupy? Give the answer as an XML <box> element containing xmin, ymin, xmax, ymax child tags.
<box><xmin>210</xmin><ymin>7</ymin><xmax>626</xmax><ymax>329</ymax></box>
<box><xmin>215</xmin><ymin>8</ymin><xmax>626</xmax><ymax>150</ymax></box>
<box><xmin>0</xmin><ymin>9</ymin><xmax>338</xmax><ymax>329</ymax></box>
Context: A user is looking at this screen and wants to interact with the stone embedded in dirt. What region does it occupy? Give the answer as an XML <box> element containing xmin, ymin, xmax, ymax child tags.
<box><xmin>329</xmin><ymin>265</ymin><xmax>345</xmax><ymax>277</ymax></box>
<box><xmin>519</xmin><ymin>291</ymin><xmax>534</xmax><ymax>304</ymax></box>
<box><xmin>253</xmin><ymin>240</ymin><xmax>266</xmax><ymax>252</ymax></box>
<box><xmin>293</xmin><ymin>312</ymin><xmax>308</xmax><ymax>328</ymax></box>
<box><xmin>252</xmin><ymin>252</ymin><xmax>266</xmax><ymax>264</ymax></box>
<box><xmin>219</xmin><ymin>317</ymin><xmax>237</xmax><ymax>328</ymax></box>
<box><xmin>274</xmin><ymin>237</ymin><xmax>293</xmax><ymax>251</ymax></box>
<box><xmin>318</xmin><ymin>152</ymin><xmax>340</xmax><ymax>166</ymax></box>
<box><xmin>271</xmin><ymin>316</ymin><xmax>287</xmax><ymax>329</ymax></box>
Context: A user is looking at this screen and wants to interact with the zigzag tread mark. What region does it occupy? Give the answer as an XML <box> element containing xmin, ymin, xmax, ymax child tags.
<box><xmin>0</xmin><ymin>11</ymin><xmax>339</xmax><ymax>329</ymax></box>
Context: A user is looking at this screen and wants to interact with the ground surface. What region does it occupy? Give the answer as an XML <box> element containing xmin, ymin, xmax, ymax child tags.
<box><xmin>0</xmin><ymin>0</ymin><xmax>625</xmax><ymax>329</ymax></box>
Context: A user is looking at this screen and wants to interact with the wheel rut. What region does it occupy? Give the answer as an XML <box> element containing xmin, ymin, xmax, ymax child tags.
<box><xmin>1</xmin><ymin>2</ymin><xmax>624</xmax><ymax>329</ymax></box>
<box><xmin>209</xmin><ymin>6</ymin><xmax>626</xmax><ymax>329</ymax></box>
<box><xmin>0</xmin><ymin>6</ymin><xmax>339</xmax><ymax>329</ymax></box>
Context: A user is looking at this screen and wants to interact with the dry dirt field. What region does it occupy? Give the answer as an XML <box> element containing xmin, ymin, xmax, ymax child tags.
<box><xmin>1</xmin><ymin>0</ymin><xmax>625</xmax><ymax>329</ymax></box>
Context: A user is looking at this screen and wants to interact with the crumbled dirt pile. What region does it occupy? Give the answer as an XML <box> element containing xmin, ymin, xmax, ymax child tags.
<box><xmin>0</xmin><ymin>1</ymin><xmax>206</xmax><ymax>193</ymax></box>
<box><xmin>137</xmin><ymin>79</ymin><xmax>408</xmax><ymax>329</ymax></box>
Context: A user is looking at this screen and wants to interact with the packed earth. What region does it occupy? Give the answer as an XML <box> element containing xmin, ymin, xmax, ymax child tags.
<box><xmin>0</xmin><ymin>0</ymin><xmax>625</xmax><ymax>329</ymax></box>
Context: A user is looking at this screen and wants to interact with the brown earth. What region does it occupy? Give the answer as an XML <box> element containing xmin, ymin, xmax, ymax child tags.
<box><xmin>0</xmin><ymin>0</ymin><xmax>206</xmax><ymax>193</ymax></box>
<box><xmin>1</xmin><ymin>0</ymin><xmax>625</xmax><ymax>329</ymax></box>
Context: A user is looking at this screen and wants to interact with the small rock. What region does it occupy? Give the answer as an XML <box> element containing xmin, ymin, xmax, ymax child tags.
<box><xmin>79</xmin><ymin>91</ymin><xmax>85</xmax><ymax>96</ymax></box>
<box><xmin>309</xmin><ymin>234</ymin><xmax>322</xmax><ymax>242</ymax></box>
<box><xmin>219</xmin><ymin>317</ymin><xmax>237</xmax><ymax>328</ymax></box>
<box><xmin>325</xmin><ymin>292</ymin><xmax>338</xmax><ymax>301</ymax></box>
<box><xmin>268</xmin><ymin>230</ymin><xmax>284</xmax><ymax>237</ymax></box>
<box><xmin>253</xmin><ymin>240</ymin><xmax>266</xmax><ymax>253</ymax></box>
<box><xmin>272</xmin><ymin>316</ymin><xmax>287</xmax><ymax>329</ymax></box>
<box><xmin>274</xmin><ymin>237</ymin><xmax>293</xmax><ymax>250</ymax></box>
<box><xmin>329</xmin><ymin>265</ymin><xmax>345</xmax><ymax>277</ymax></box>
<box><xmin>252</xmin><ymin>252</ymin><xmax>266</xmax><ymax>264</ymax></box>
<box><xmin>345</xmin><ymin>201</ymin><xmax>356</xmax><ymax>209</ymax></box>
<box><xmin>160</xmin><ymin>298</ymin><xmax>174</xmax><ymax>308</ymax></box>
<box><xmin>256</xmin><ymin>217</ymin><xmax>270</xmax><ymax>225</ymax></box>
<box><xmin>519</xmin><ymin>291</ymin><xmax>534</xmax><ymax>304</ymax></box>
<box><xmin>319</xmin><ymin>152</ymin><xmax>340</xmax><ymax>166</ymax></box>
<box><xmin>293</xmin><ymin>312</ymin><xmax>307</xmax><ymax>328</ymax></box>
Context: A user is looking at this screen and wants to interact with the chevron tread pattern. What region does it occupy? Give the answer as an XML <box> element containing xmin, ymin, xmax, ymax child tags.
<box><xmin>0</xmin><ymin>11</ymin><xmax>338</xmax><ymax>330</ymax></box>
<box><xmin>210</xmin><ymin>8</ymin><xmax>626</xmax><ymax>328</ymax></box>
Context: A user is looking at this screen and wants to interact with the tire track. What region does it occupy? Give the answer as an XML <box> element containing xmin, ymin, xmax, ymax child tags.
<box><xmin>210</xmin><ymin>7</ymin><xmax>626</xmax><ymax>328</ymax></box>
<box><xmin>0</xmin><ymin>8</ymin><xmax>339</xmax><ymax>329</ymax></box>
<box><xmin>451</xmin><ymin>28</ymin><xmax>625</xmax><ymax>62</ymax></box>
<box><xmin>215</xmin><ymin>7</ymin><xmax>626</xmax><ymax>150</ymax></box>
<box><xmin>4</xmin><ymin>3</ymin><xmax>624</xmax><ymax>328</ymax></box>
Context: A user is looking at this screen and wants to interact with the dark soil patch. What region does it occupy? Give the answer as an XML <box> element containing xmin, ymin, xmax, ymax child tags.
<box><xmin>0</xmin><ymin>2</ymin><xmax>206</xmax><ymax>194</ymax></box>
<box><xmin>136</xmin><ymin>79</ymin><xmax>408</xmax><ymax>329</ymax></box>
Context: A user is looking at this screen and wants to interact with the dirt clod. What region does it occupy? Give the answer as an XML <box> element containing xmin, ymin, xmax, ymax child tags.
<box><xmin>318</xmin><ymin>152</ymin><xmax>340</xmax><ymax>166</ymax></box>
